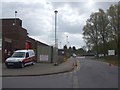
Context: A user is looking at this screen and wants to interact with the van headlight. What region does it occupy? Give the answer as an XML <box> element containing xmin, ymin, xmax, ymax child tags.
<box><xmin>14</xmin><ymin>59</ymin><xmax>21</xmax><ymax>62</ymax></box>
<box><xmin>18</xmin><ymin>60</ymin><xmax>22</xmax><ymax>63</ymax></box>
<box><xmin>17</xmin><ymin>60</ymin><xmax>22</xmax><ymax>62</ymax></box>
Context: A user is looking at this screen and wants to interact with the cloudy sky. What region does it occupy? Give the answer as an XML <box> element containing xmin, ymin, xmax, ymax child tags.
<box><xmin>1</xmin><ymin>0</ymin><xmax>119</xmax><ymax>49</ymax></box>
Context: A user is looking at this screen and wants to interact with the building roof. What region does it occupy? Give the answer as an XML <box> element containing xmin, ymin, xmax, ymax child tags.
<box><xmin>1</xmin><ymin>18</ymin><xmax>22</xmax><ymax>27</ymax></box>
<box><xmin>36</xmin><ymin>40</ymin><xmax>49</xmax><ymax>47</ymax></box>
<box><xmin>15</xmin><ymin>49</ymin><xmax>34</xmax><ymax>53</ymax></box>
<box><xmin>1</xmin><ymin>18</ymin><xmax>22</xmax><ymax>21</ymax></box>
<box><xmin>1</xmin><ymin>18</ymin><xmax>50</xmax><ymax>47</ymax></box>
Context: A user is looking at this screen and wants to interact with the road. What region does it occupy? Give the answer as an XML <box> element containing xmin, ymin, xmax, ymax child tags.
<box><xmin>76</xmin><ymin>57</ymin><xmax>118</xmax><ymax>88</ymax></box>
<box><xmin>2</xmin><ymin>57</ymin><xmax>118</xmax><ymax>88</ymax></box>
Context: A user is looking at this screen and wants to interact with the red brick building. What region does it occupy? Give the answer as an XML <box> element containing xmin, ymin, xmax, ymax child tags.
<box><xmin>1</xmin><ymin>18</ymin><xmax>29</xmax><ymax>62</ymax></box>
<box><xmin>1</xmin><ymin>18</ymin><xmax>55</xmax><ymax>63</ymax></box>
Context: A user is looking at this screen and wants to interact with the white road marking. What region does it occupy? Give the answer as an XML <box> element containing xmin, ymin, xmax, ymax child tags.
<box><xmin>46</xmin><ymin>58</ymin><xmax>81</xmax><ymax>88</ymax></box>
<box><xmin>72</xmin><ymin>59</ymin><xmax>80</xmax><ymax>88</ymax></box>
<box><xmin>76</xmin><ymin>56</ymin><xmax>85</xmax><ymax>59</ymax></box>
<box><xmin>72</xmin><ymin>72</ymin><xmax>79</xmax><ymax>88</ymax></box>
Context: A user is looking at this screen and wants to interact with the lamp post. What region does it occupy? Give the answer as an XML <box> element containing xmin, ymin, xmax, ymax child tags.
<box><xmin>54</xmin><ymin>10</ymin><xmax>58</xmax><ymax>65</ymax></box>
<box><xmin>15</xmin><ymin>11</ymin><xmax>17</xmax><ymax>25</ymax></box>
<box><xmin>59</xmin><ymin>42</ymin><xmax>61</xmax><ymax>49</ymax></box>
<box><xmin>66</xmin><ymin>35</ymin><xmax>69</xmax><ymax>47</ymax></box>
<box><xmin>54</xmin><ymin>10</ymin><xmax>58</xmax><ymax>48</ymax></box>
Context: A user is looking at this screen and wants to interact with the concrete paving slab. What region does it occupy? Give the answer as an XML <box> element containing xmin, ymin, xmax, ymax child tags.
<box><xmin>2</xmin><ymin>58</ymin><xmax>75</xmax><ymax>77</ymax></box>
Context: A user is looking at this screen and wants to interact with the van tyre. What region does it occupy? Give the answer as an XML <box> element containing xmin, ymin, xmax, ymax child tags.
<box><xmin>6</xmin><ymin>66</ymin><xmax>10</xmax><ymax>68</ymax></box>
<box><xmin>32</xmin><ymin>61</ymin><xmax>35</xmax><ymax>65</ymax></box>
<box><xmin>21</xmin><ymin>63</ymin><xmax>24</xmax><ymax>68</ymax></box>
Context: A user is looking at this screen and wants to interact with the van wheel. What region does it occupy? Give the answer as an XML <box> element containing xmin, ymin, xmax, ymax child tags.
<box><xmin>6</xmin><ymin>66</ymin><xmax>10</xmax><ymax>68</ymax></box>
<box><xmin>21</xmin><ymin>63</ymin><xmax>24</xmax><ymax>68</ymax></box>
<box><xmin>32</xmin><ymin>61</ymin><xmax>35</xmax><ymax>65</ymax></box>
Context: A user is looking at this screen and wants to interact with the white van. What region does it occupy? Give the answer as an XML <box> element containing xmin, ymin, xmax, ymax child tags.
<box><xmin>5</xmin><ymin>50</ymin><xmax>36</xmax><ymax>68</ymax></box>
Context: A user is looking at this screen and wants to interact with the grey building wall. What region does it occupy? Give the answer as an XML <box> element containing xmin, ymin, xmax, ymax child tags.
<box><xmin>36</xmin><ymin>45</ymin><xmax>59</xmax><ymax>63</ymax></box>
<box><xmin>37</xmin><ymin>45</ymin><xmax>52</xmax><ymax>63</ymax></box>
<box><xmin>52</xmin><ymin>47</ymin><xmax>58</xmax><ymax>63</ymax></box>
<box><xmin>0</xmin><ymin>19</ymin><xmax>2</xmax><ymax>63</ymax></box>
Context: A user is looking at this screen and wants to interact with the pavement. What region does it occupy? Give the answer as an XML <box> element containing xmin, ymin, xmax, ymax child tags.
<box><xmin>1</xmin><ymin>57</ymin><xmax>77</xmax><ymax>77</ymax></box>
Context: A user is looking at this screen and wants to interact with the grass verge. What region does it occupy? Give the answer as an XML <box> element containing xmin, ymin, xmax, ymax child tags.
<box><xmin>99</xmin><ymin>56</ymin><xmax>119</xmax><ymax>66</ymax></box>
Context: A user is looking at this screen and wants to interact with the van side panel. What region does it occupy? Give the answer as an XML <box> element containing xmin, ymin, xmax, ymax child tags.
<box><xmin>22</xmin><ymin>56</ymin><xmax>35</xmax><ymax>63</ymax></box>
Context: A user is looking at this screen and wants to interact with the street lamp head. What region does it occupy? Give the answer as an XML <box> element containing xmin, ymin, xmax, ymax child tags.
<box><xmin>15</xmin><ymin>11</ymin><xmax>17</xmax><ymax>13</ymax></box>
<box><xmin>54</xmin><ymin>10</ymin><xmax>58</xmax><ymax>14</ymax></box>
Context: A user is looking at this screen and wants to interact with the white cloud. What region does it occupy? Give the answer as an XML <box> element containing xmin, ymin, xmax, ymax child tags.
<box><xmin>2</xmin><ymin>0</ymin><xmax>119</xmax><ymax>3</ymax></box>
<box><xmin>2</xmin><ymin>0</ymin><xmax>47</xmax><ymax>3</ymax></box>
<box><xmin>59</xmin><ymin>33</ymin><xmax>85</xmax><ymax>49</ymax></box>
<box><xmin>57</xmin><ymin>4</ymin><xmax>83</xmax><ymax>26</ymax></box>
<box><xmin>1</xmin><ymin>1</ymin><xmax>118</xmax><ymax>49</ymax></box>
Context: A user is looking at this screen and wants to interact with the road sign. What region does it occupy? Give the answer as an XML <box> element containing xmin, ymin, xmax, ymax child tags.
<box><xmin>108</xmin><ymin>50</ymin><xmax>115</xmax><ymax>56</ymax></box>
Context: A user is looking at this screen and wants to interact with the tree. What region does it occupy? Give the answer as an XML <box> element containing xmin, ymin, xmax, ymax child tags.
<box><xmin>107</xmin><ymin>4</ymin><xmax>120</xmax><ymax>55</ymax></box>
<box><xmin>63</xmin><ymin>45</ymin><xmax>67</xmax><ymax>51</ymax></box>
<box><xmin>63</xmin><ymin>45</ymin><xmax>67</xmax><ymax>57</ymax></box>
<box><xmin>76</xmin><ymin>48</ymin><xmax>86</xmax><ymax>56</ymax></box>
<box><xmin>97</xmin><ymin>9</ymin><xmax>109</xmax><ymax>56</ymax></box>
<box><xmin>68</xmin><ymin>46</ymin><xmax>72</xmax><ymax>56</ymax></box>
<box><xmin>83</xmin><ymin>4</ymin><xmax>120</xmax><ymax>57</ymax></box>
<box><xmin>68</xmin><ymin>46</ymin><xmax>72</xmax><ymax>51</ymax></box>
<box><xmin>118</xmin><ymin>2</ymin><xmax>120</xmax><ymax>62</ymax></box>
<box><xmin>72</xmin><ymin>46</ymin><xmax>76</xmax><ymax>53</ymax></box>
<box><xmin>83</xmin><ymin>12</ymin><xmax>100</xmax><ymax>57</ymax></box>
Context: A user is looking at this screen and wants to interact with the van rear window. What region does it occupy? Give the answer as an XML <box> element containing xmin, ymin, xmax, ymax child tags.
<box><xmin>12</xmin><ymin>52</ymin><xmax>25</xmax><ymax>58</ymax></box>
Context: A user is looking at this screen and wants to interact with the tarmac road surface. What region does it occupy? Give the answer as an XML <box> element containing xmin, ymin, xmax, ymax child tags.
<box><xmin>2</xmin><ymin>56</ymin><xmax>119</xmax><ymax>88</ymax></box>
<box><xmin>76</xmin><ymin>56</ymin><xmax>118</xmax><ymax>88</ymax></box>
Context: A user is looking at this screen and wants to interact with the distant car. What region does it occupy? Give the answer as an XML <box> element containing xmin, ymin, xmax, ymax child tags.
<box><xmin>72</xmin><ymin>53</ymin><xmax>77</xmax><ymax>57</ymax></box>
<box><xmin>5</xmin><ymin>50</ymin><xmax>36</xmax><ymax>68</ymax></box>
